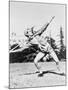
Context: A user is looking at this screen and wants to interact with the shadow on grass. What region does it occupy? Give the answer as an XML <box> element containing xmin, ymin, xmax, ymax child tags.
<box><xmin>23</xmin><ymin>70</ymin><xmax>65</xmax><ymax>76</ymax></box>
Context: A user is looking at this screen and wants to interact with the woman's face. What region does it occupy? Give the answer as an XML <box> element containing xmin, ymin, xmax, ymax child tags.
<box><xmin>27</xmin><ymin>29</ymin><xmax>33</xmax><ymax>36</ymax></box>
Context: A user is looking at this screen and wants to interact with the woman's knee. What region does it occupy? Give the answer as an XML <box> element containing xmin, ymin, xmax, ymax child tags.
<box><xmin>34</xmin><ymin>52</ymin><xmax>45</xmax><ymax>64</ymax></box>
<box><xmin>34</xmin><ymin>58</ymin><xmax>39</xmax><ymax>64</ymax></box>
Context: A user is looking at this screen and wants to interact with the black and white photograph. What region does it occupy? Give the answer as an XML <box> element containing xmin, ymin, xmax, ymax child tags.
<box><xmin>9</xmin><ymin>1</ymin><xmax>66</xmax><ymax>89</ymax></box>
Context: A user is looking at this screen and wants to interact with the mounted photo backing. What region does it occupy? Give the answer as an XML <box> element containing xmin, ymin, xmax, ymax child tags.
<box><xmin>9</xmin><ymin>1</ymin><xmax>67</xmax><ymax>89</ymax></box>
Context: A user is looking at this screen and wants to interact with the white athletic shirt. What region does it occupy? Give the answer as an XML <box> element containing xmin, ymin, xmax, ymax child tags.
<box><xmin>26</xmin><ymin>35</ymin><xmax>54</xmax><ymax>54</ymax></box>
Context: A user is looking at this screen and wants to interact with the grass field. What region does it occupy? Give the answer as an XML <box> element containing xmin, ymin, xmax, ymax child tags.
<box><xmin>9</xmin><ymin>61</ymin><xmax>66</xmax><ymax>88</ymax></box>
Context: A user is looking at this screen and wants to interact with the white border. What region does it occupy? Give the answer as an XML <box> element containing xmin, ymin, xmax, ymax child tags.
<box><xmin>0</xmin><ymin>0</ymin><xmax>67</xmax><ymax>90</ymax></box>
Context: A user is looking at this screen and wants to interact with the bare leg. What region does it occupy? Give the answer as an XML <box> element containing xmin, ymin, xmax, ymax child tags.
<box><xmin>50</xmin><ymin>50</ymin><xmax>60</xmax><ymax>71</ymax></box>
<box><xmin>34</xmin><ymin>52</ymin><xmax>45</xmax><ymax>73</ymax></box>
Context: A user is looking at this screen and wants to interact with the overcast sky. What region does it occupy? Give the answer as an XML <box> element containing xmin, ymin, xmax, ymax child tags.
<box><xmin>10</xmin><ymin>1</ymin><xmax>66</xmax><ymax>45</ymax></box>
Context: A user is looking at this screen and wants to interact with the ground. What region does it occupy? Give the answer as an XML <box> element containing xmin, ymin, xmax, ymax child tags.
<box><xmin>9</xmin><ymin>61</ymin><xmax>66</xmax><ymax>88</ymax></box>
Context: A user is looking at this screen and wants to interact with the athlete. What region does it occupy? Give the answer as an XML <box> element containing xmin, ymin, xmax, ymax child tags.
<box><xmin>24</xmin><ymin>27</ymin><xmax>60</xmax><ymax>76</ymax></box>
